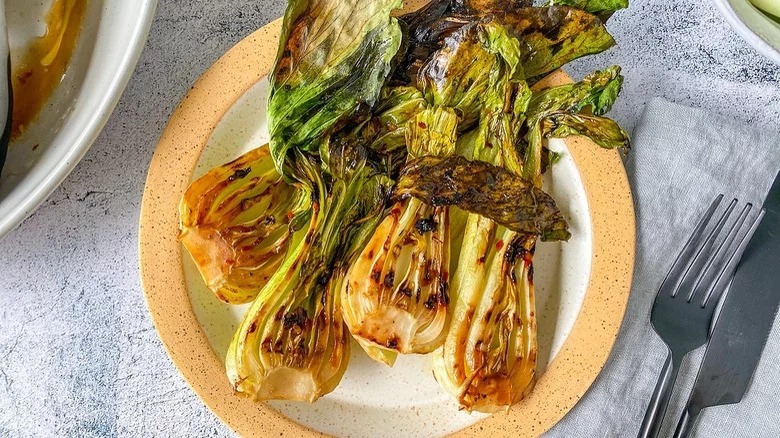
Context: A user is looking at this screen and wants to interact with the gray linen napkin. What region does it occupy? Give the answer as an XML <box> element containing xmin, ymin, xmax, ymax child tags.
<box><xmin>546</xmin><ymin>98</ymin><xmax>780</xmax><ymax>437</ymax></box>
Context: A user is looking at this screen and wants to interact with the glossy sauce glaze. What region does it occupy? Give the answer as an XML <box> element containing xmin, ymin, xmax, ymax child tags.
<box><xmin>11</xmin><ymin>0</ymin><xmax>87</xmax><ymax>138</ymax></box>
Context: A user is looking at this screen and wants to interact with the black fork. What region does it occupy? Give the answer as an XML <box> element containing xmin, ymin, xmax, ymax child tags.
<box><xmin>637</xmin><ymin>195</ymin><xmax>765</xmax><ymax>438</ymax></box>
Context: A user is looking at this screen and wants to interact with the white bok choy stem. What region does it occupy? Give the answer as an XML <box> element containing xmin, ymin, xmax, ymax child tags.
<box><xmin>342</xmin><ymin>106</ymin><xmax>458</xmax><ymax>365</ymax></box>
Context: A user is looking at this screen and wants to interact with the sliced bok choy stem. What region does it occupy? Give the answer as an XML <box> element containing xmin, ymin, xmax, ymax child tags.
<box><xmin>342</xmin><ymin>106</ymin><xmax>458</xmax><ymax>365</ymax></box>
<box><xmin>179</xmin><ymin>145</ymin><xmax>307</xmax><ymax>304</ymax></box>
<box><xmin>227</xmin><ymin>151</ymin><xmax>392</xmax><ymax>402</ymax></box>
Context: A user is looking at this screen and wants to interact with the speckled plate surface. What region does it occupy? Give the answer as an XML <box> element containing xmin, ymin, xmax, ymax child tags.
<box><xmin>139</xmin><ymin>12</ymin><xmax>635</xmax><ymax>438</ymax></box>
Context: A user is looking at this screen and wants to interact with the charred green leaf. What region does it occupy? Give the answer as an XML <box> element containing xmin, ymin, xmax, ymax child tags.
<box><xmin>523</xmin><ymin>66</ymin><xmax>626</xmax><ymax>184</ymax></box>
<box><xmin>396</xmin><ymin>156</ymin><xmax>570</xmax><ymax>241</ymax></box>
<box><xmin>542</xmin><ymin>113</ymin><xmax>630</xmax><ymax>149</ymax></box>
<box><xmin>503</xmin><ymin>7</ymin><xmax>616</xmax><ymax>81</ymax></box>
<box><xmin>397</xmin><ymin>2</ymin><xmax>615</xmax><ymax>84</ymax></box>
<box><xmin>418</xmin><ymin>21</ymin><xmax>523</xmax><ymax>130</ymax></box>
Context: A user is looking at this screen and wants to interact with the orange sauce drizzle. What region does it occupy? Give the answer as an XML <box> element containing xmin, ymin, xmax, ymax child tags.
<box><xmin>11</xmin><ymin>0</ymin><xmax>87</xmax><ymax>138</ymax></box>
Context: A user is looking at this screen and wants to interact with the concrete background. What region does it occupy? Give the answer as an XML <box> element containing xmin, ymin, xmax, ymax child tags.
<box><xmin>1</xmin><ymin>0</ymin><xmax>778</xmax><ymax>436</ymax></box>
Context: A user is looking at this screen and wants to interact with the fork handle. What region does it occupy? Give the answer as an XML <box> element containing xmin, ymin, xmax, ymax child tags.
<box><xmin>637</xmin><ymin>351</ymin><xmax>682</xmax><ymax>438</ymax></box>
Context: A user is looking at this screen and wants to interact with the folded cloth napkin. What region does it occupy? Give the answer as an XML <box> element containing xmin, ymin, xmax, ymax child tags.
<box><xmin>546</xmin><ymin>98</ymin><xmax>780</xmax><ymax>437</ymax></box>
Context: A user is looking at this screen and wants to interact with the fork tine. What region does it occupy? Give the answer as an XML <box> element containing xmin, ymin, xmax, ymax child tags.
<box><xmin>699</xmin><ymin>208</ymin><xmax>767</xmax><ymax>308</ymax></box>
<box><xmin>657</xmin><ymin>195</ymin><xmax>724</xmax><ymax>297</ymax></box>
<box><xmin>669</xmin><ymin>197</ymin><xmax>737</xmax><ymax>298</ymax></box>
<box><xmin>687</xmin><ymin>202</ymin><xmax>753</xmax><ymax>302</ymax></box>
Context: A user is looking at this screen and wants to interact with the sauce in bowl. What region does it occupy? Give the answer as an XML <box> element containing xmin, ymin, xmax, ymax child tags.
<box><xmin>11</xmin><ymin>0</ymin><xmax>87</xmax><ymax>138</ymax></box>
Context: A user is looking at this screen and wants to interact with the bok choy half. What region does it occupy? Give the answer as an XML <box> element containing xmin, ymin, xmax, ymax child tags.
<box><xmin>226</xmin><ymin>0</ymin><xmax>402</xmax><ymax>402</ymax></box>
<box><xmin>178</xmin><ymin>0</ymin><xmax>630</xmax><ymax>410</ymax></box>
<box><xmin>342</xmin><ymin>106</ymin><xmax>458</xmax><ymax>365</ymax></box>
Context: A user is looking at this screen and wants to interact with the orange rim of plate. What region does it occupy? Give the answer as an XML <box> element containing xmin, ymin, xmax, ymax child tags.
<box><xmin>139</xmin><ymin>12</ymin><xmax>636</xmax><ymax>438</ymax></box>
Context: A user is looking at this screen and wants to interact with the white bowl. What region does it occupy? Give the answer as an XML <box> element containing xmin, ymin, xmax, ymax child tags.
<box><xmin>714</xmin><ymin>0</ymin><xmax>780</xmax><ymax>65</ymax></box>
<box><xmin>0</xmin><ymin>0</ymin><xmax>158</xmax><ymax>238</ymax></box>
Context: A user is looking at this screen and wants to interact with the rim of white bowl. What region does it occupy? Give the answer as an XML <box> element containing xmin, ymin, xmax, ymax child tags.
<box><xmin>713</xmin><ymin>0</ymin><xmax>780</xmax><ymax>65</ymax></box>
<box><xmin>0</xmin><ymin>0</ymin><xmax>159</xmax><ymax>238</ymax></box>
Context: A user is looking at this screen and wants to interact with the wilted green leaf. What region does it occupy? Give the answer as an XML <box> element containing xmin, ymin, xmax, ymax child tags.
<box><xmin>527</xmin><ymin>66</ymin><xmax>623</xmax><ymax>117</ymax></box>
<box><xmin>398</xmin><ymin>3</ymin><xmax>616</xmax><ymax>85</ymax></box>
<box><xmin>418</xmin><ymin>21</ymin><xmax>524</xmax><ymax>130</ymax></box>
<box><xmin>268</xmin><ymin>0</ymin><xmax>403</xmax><ymax>176</ymax></box>
<box><xmin>503</xmin><ymin>7</ymin><xmax>616</xmax><ymax>80</ymax></box>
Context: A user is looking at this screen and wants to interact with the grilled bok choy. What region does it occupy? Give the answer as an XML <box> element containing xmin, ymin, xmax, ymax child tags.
<box><xmin>342</xmin><ymin>107</ymin><xmax>458</xmax><ymax>365</ymax></box>
<box><xmin>417</xmin><ymin>21</ymin><xmax>545</xmax><ymax>413</ymax></box>
<box><xmin>225</xmin><ymin>0</ymin><xmax>401</xmax><ymax>401</ymax></box>
<box><xmin>426</xmin><ymin>66</ymin><xmax>628</xmax><ymax>412</ymax></box>
<box><xmin>179</xmin><ymin>0</ymin><xmax>631</xmax><ymax>408</ymax></box>
<box><xmin>179</xmin><ymin>146</ymin><xmax>307</xmax><ymax>304</ymax></box>
<box><xmin>226</xmin><ymin>146</ymin><xmax>393</xmax><ymax>402</ymax></box>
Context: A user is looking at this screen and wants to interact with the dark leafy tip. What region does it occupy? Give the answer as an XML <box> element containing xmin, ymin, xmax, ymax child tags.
<box><xmin>500</xmin><ymin>6</ymin><xmax>616</xmax><ymax>81</ymax></box>
<box><xmin>395</xmin><ymin>156</ymin><xmax>571</xmax><ymax>241</ymax></box>
<box><xmin>527</xmin><ymin>65</ymin><xmax>623</xmax><ymax>121</ymax></box>
<box><xmin>542</xmin><ymin>113</ymin><xmax>630</xmax><ymax>149</ymax></box>
<box><xmin>547</xmin><ymin>0</ymin><xmax>629</xmax><ymax>14</ymax></box>
<box><xmin>396</xmin><ymin>0</ymin><xmax>474</xmax><ymax>84</ymax></box>
<box><xmin>417</xmin><ymin>21</ymin><xmax>523</xmax><ymax>130</ymax></box>
<box><xmin>455</xmin><ymin>0</ymin><xmax>532</xmax><ymax>14</ymax></box>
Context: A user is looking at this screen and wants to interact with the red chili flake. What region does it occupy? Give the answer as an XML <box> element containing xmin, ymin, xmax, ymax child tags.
<box><xmin>18</xmin><ymin>70</ymin><xmax>33</xmax><ymax>84</ymax></box>
<box><xmin>384</xmin><ymin>271</ymin><xmax>395</xmax><ymax>288</ymax></box>
<box><xmin>418</xmin><ymin>122</ymin><xmax>427</xmax><ymax>129</ymax></box>
<box><xmin>495</xmin><ymin>240</ymin><xmax>504</xmax><ymax>251</ymax></box>
<box><xmin>228</xmin><ymin>167</ymin><xmax>251</xmax><ymax>182</ymax></box>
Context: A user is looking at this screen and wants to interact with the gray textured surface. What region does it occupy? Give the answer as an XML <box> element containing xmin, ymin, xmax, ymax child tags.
<box><xmin>0</xmin><ymin>0</ymin><xmax>778</xmax><ymax>437</ymax></box>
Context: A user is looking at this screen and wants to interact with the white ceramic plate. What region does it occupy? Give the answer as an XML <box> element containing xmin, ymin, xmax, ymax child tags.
<box><xmin>183</xmin><ymin>78</ymin><xmax>593</xmax><ymax>438</ymax></box>
<box><xmin>714</xmin><ymin>0</ymin><xmax>780</xmax><ymax>65</ymax></box>
<box><xmin>0</xmin><ymin>0</ymin><xmax>158</xmax><ymax>238</ymax></box>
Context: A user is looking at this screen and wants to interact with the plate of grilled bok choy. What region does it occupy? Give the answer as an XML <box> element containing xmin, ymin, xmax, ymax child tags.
<box><xmin>139</xmin><ymin>0</ymin><xmax>636</xmax><ymax>436</ymax></box>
